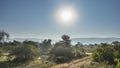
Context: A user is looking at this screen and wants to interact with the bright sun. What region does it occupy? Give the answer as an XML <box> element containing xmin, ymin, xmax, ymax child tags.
<box><xmin>60</xmin><ymin>10</ymin><xmax>73</xmax><ymax>22</ymax></box>
<box><xmin>56</xmin><ymin>7</ymin><xmax>77</xmax><ymax>27</ymax></box>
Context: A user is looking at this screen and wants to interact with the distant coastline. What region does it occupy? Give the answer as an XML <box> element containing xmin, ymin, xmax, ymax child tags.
<box><xmin>8</xmin><ymin>37</ymin><xmax>120</xmax><ymax>44</ymax></box>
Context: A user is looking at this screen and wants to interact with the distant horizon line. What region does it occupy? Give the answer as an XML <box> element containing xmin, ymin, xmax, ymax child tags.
<box><xmin>10</xmin><ymin>37</ymin><xmax>120</xmax><ymax>39</ymax></box>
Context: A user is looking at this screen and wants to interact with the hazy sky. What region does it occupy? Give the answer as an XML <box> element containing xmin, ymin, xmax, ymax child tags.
<box><xmin>0</xmin><ymin>0</ymin><xmax>120</xmax><ymax>39</ymax></box>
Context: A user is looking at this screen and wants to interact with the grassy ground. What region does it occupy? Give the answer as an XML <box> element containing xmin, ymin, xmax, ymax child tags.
<box><xmin>80</xmin><ymin>61</ymin><xmax>115</xmax><ymax>68</ymax></box>
<box><xmin>16</xmin><ymin>59</ymin><xmax>56</xmax><ymax>68</ymax></box>
<box><xmin>0</xmin><ymin>56</ymin><xmax>7</xmax><ymax>61</ymax></box>
<box><xmin>0</xmin><ymin>53</ymin><xmax>114</xmax><ymax>68</ymax></box>
<box><xmin>0</xmin><ymin>57</ymin><xmax>55</xmax><ymax>68</ymax></box>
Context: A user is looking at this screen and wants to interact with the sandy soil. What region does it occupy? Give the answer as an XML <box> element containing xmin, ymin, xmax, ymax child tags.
<box><xmin>51</xmin><ymin>56</ymin><xmax>91</xmax><ymax>68</ymax></box>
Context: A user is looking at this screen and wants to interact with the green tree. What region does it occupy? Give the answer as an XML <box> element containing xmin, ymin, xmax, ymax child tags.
<box><xmin>61</xmin><ymin>35</ymin><xmax>71</xmax><ymax>46</ymax></box>
<box><xmin>40</xmin><ymin>39</ymin><xmax>52</xmax><ymax>51</ymax></box>
<box><xmin>23</xmin><ymin>40</ymin><xmax>38</xmax><ymax>48</ymax></box>
<box><xmin>49</xmin><ymin>35</ymin><xmax>74</xmax><ymax>63</ymax></box>
<box><xmin>0</xmin><ymin>30</ymin><xmax>9</xmax><ymax>43</ymax></box>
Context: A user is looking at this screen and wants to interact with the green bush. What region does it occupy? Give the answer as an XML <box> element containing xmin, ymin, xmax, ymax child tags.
<box><xmin>50</xmin><ymin>45</ymin><xmax>74</xmax><ymax>63</ymax></box>
<box><xmin>0</xmin><ymin>49</ymin><xmax>3</xmax><ymax>57</ymax></box>
<box><xmin>116</xmin><ymin>62</ymin><xmax>120</xmax><ymax>68</ymax></box>
<box><xmin>93</xmin><ymin>42</ymin><xmax>120</xmax><ymax>65</ymax></box>
<box><xmin>74</xmin><ymin>50</ymin><xmax>83</xmax><ymax>59</ymax></box>
<box><xmin>55</xmin><ymin>56</ymin><xmax>70</xmax><ymax>63</ymax></box>
<box><xmin>81</xmin><ymin>61</ymin><xmax>114</xmax><ymax>68</ymax></box>
<box><xmin>39</xmin><ymin>61</ymin><xmax>55</xmax><ymax>68</ymax></box>
<box><xmin>10</xmin><ymin>45</ymin><xmax>40</xmax><ymax>62</ymax></box>
<box><xmin>93</xmin><ymin>45</ymin><xmax>115</xmax><ymax>64</ymax></box>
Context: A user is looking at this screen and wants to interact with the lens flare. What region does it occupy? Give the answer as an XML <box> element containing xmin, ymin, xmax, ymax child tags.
<box><xmin>56</xmin><ymin>7</ymin><xmax>77</xmax><ymax>27</ymax></box>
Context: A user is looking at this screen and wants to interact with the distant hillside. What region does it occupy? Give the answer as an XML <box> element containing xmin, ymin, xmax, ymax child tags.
<box><xmin>8</xmin><ymin>38</ymin><xmax>58</xmax><ymax>43</ymax></box>
<box><xmin>71</xmin><ymin>37</ymin><xmax>120</xmax><ymax>44</ymax></box>
<box><xmin>8</xmin><ymin>37</ymin><xmax>120</xmax><ymax>44</ymax></box>
<box><xmin>8</xmin><ymin>38</ymin><xmax>44</xmax><ymax>42</ymax></box>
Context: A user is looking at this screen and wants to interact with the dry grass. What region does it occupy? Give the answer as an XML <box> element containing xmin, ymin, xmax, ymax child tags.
<box><xmin>51</xmin><ymin>56</ymin><xmax>92</xmax><ymax>68</ymax></box>
<box><xmin>16</xmin><ymin>59</ymin><xmax>56</xmax><ymax>68</ymax></box>
<box><xmin>80</xmin><ymin>61</ymin><xmax>115</xmax><ymax>68</ymax></box>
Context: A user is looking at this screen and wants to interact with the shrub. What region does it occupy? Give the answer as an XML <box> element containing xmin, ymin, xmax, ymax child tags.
<box><xmin>93</xmin><ymin>42</ymin><xmax>120</xmax><ymax>65</ymax></box>
<box><xmin>116</xmin><ymin>62</ymin><xmax>120</xmax><ymax>68</ymax></box>
<box><xmin>0</xmin><ymin>49</ymin><xmax>3</xmax><ymax>57</ymax></box>
<box><xmin>81</xmin><ymin>61</ymin><xmax>114</xmax><ymax>68</ymax></box>
<box><xmin>10</xmin><ymin>45</ymin><xmax>40</xmax><ymax>62</ymax></box>
<box><xmin>93</xmin><ymin>45</ymin><xmax>115</xmax><ymax>64</ymax></box>
<box><xmin>55</xmin><ymin>56</ymin><xmax>70</xmax><ymax>63</ymax></box>
<box><xmin>73</xmin><ymin>50</ymin><xmax>83</xmax><ymax>59</ymax></box>
<box><xmin>50</xmin><ymin>45</ymin><xmax>74</xmax><ymax>63</ymax></box>
<box><xmin>51</xmin><ymin>46</ymin><xmax>74</xmax><ymax>57</ymax></box>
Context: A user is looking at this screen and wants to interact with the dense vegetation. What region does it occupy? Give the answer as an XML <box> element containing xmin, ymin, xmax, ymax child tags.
<box><xmin>0</xmin><ymin>31</ymin><xmax>120</xmax><ymax>68</ymax></box>
<box><xmin>92</xmin><ymin>41</ymin><xmax>120</xmax><ymax>68</ymax></box>
<box><xmin>0</xmin><ymin>31</ymin><xmax>87</xmax><ymax>68</ymax></box>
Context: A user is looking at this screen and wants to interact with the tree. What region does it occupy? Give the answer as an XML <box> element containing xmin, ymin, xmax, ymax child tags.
<box><xmin>61</xmin><ymin>35</ymin><xmax>70</xmax><ymax>41</ymax></box>
<box><xmin>50</xmin><ymin>45</ymin><xmax>74</xmax><ymax>63</ymax></box>
<box><xmin>61</xmin><ymin>35</ymin><xmax>71</xmax><ymax>46</ymax></box>
<box><xmin>75</xmin><ymin>42</ymin><xmax>85</xmax><ymax>56</ymax></box>
<box><xmin>75</xmin><ymin>42</ymin><xmax>84</xmax><ymax>50</ymax></box>
<box><xmin>112</xmin><ymin>41</ymin><xmax>120</xmax><ymax>45</ymax></box>
<box><xmin>49</xmin><ymin>35</ymin><xmax>74</xmax><ymax>63</ymax></box>
<box><xmin>0</xmin><ymin>30</ymin><xmax>9</xmax><ymax>43</ymax></box>
<box><xmin>39</xmin><ymin>39</ymin><xmax>52</xmax><ymax>51</ymax></box>
<box><xmin>23</xmin><ymin>40</ymin><xmax>38</xmax><ymax>48</ymax></box>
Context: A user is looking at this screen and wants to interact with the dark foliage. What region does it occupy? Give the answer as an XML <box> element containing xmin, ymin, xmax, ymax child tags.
<box><xmin>93</xmin><ymin>41</ymin><xmax>120</xmax><ymax>67</ymax></box>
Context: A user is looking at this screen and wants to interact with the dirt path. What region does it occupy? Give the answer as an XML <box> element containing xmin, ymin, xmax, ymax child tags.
<box><xmin>51</xmin><ymin>55</ymin><xmax>92</xmax><ymax>68</ymax></box>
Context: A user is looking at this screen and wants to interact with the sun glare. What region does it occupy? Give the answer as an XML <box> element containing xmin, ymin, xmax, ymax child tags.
<box><xmin>60</xmin><ymin>10</ymin><xmax>73</xmax><ymax>22</ymax></box>
<box><xmin>56</xmin><ymin>7</ymin><xmax>77</xmax><ymax>27</ymax></box>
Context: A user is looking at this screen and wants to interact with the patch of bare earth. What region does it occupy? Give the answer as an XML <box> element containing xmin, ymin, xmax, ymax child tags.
<box><xmin>51</xmin><ymin>56</ymin><xmax>91</xmax><ymax>68</ymax></box>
